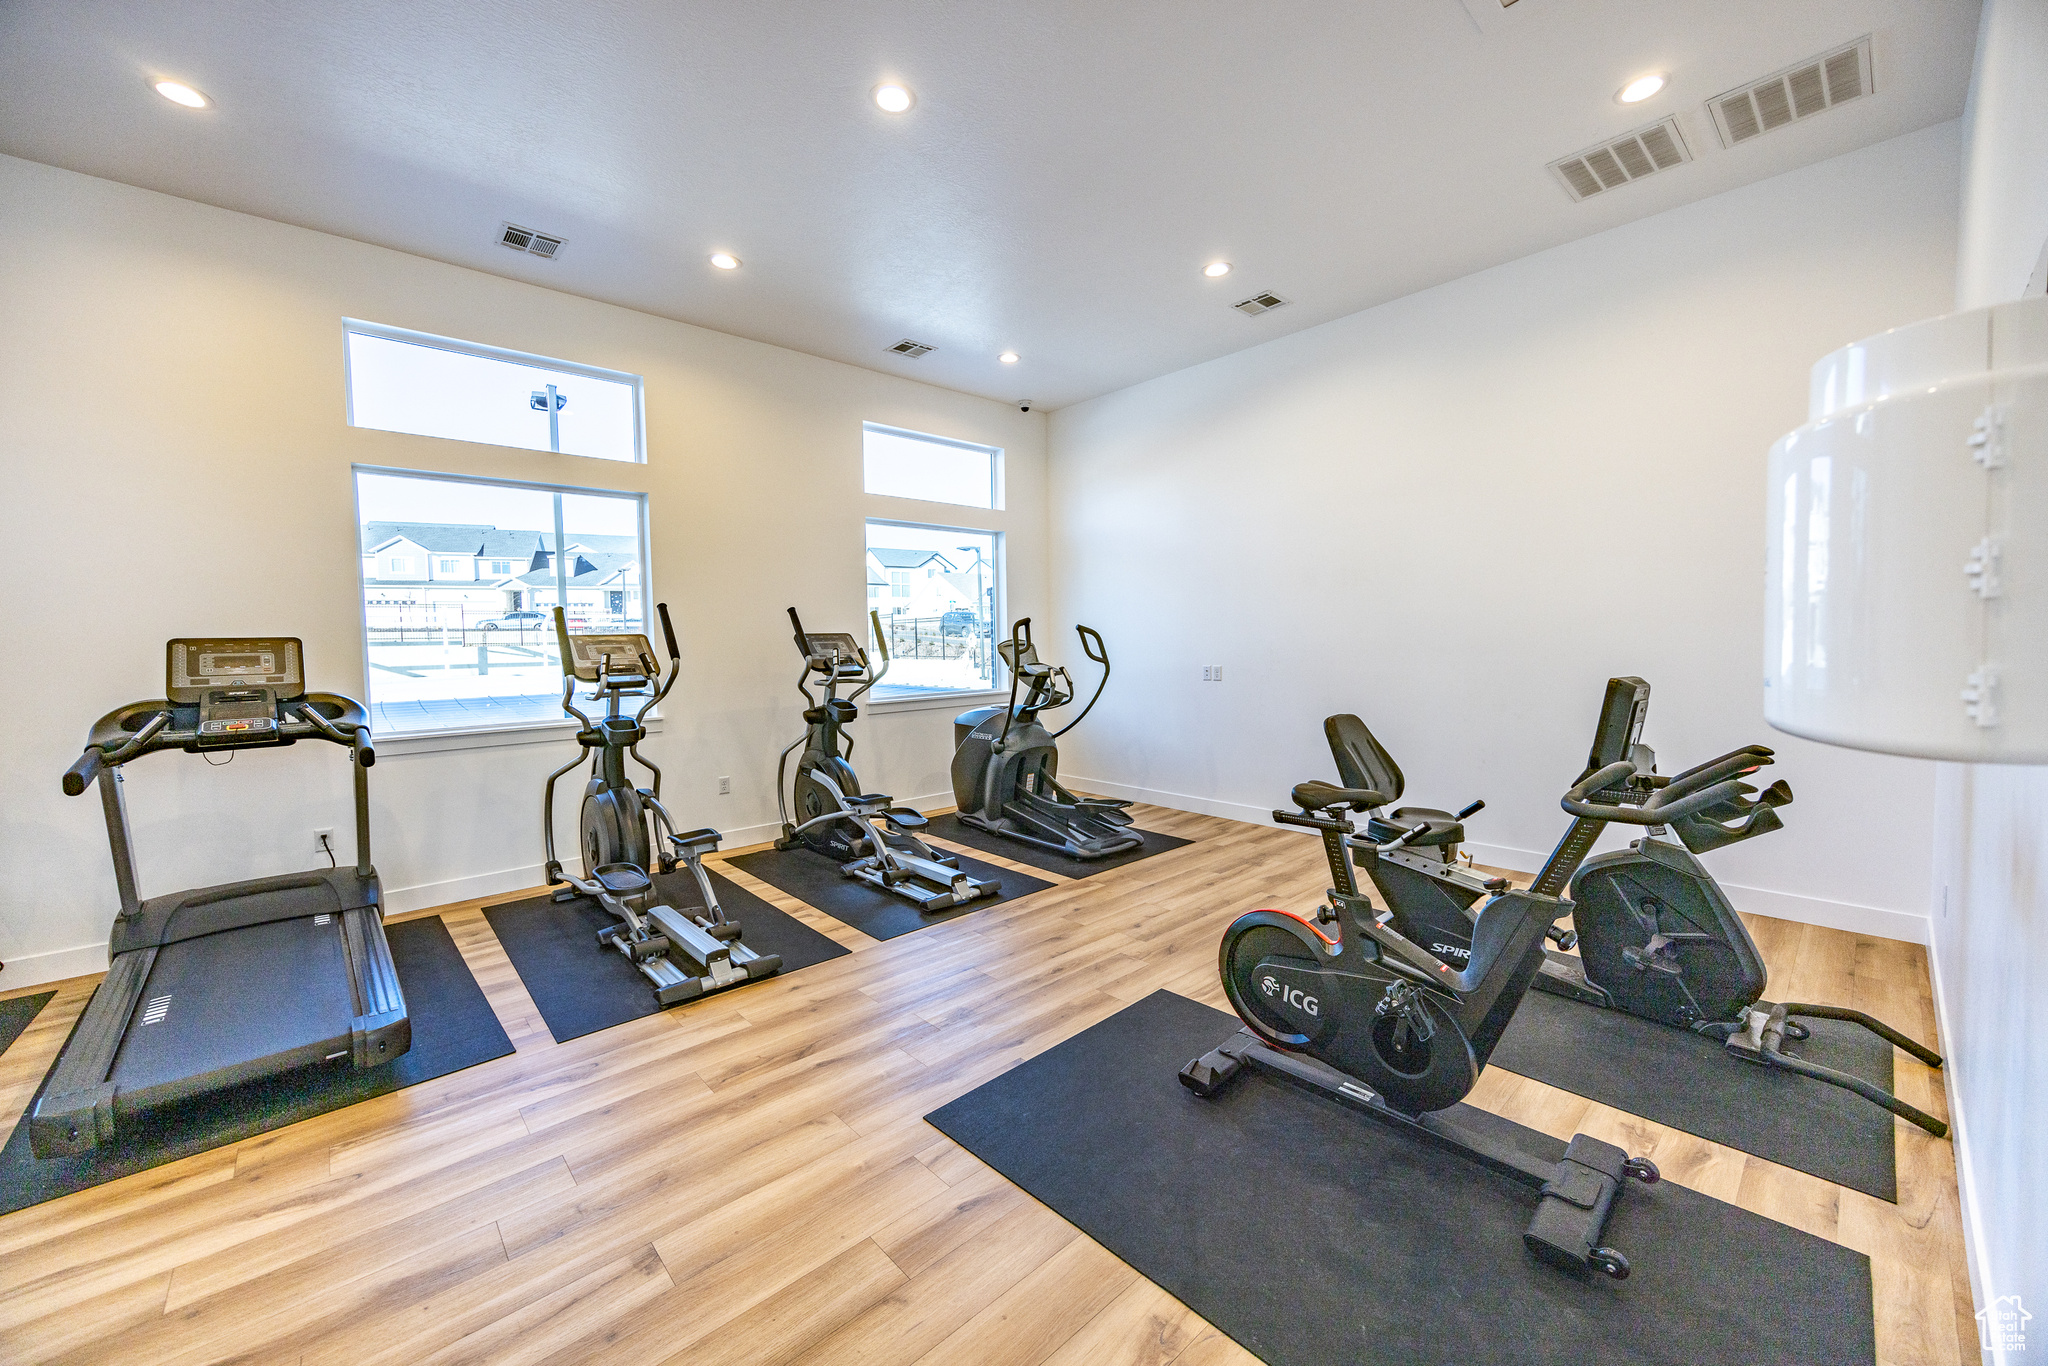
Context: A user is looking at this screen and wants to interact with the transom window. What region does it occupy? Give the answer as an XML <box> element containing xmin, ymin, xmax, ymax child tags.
<box><xmin>345</xmin><ymin>320</ymin><xmax>644</xmax><ymax>463</ymax></box>
<box><xmin>863</xmin><ymin>423</ymin><xmax>1002</xmax><ymax>510</ymax></box>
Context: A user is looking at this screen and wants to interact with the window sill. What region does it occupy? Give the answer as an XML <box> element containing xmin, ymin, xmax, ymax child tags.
<box><xmin>866</xmin><ymin>689</ymin><xmax>1007</xmax><ymax>716</ymax></box>
<box><xmin>375</xmin><ymin>714</ymin><xmax>663</xmax><ymax>756</ymax></box>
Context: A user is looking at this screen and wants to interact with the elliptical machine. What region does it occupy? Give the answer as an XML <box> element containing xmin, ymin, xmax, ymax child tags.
<box><xmin>1323</xmin><ymin>679</ymin><xmax>1946</xmax><ymax>1136</ymax></box>
<box><xmin>1180</xmin><ymin>765</ymin><xmax>1672</xmax><ymax>1279</ymax></box>
<box><xmin>950</xmin><ymin>618</ymin><xmax>1140</xmax><ymax>860</ymax></box>
<box><xmin>542</xmin><ymin>604</ymin><xmax>781</xmax><ymax>1004</ymax></box>
<box><xmin>774</xmin><ymin>608</ymin><xmax>999</xmax><ymax>911</ymax></box>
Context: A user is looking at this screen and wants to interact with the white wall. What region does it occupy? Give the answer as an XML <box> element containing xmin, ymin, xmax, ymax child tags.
<box><xmin>1936</xmin><ymin>1</ymin><xmax>2048</xmax><ymax>1354</ymax></box>
<box><xmin>1048</xmin><ymin>122</ymin><xmax>1961</xmax><ymax>944</ymax></box>
<box><xmin>0</xmin><ymin>154</ymin><xmax>1045</xmax><ymax>986</ymax></box>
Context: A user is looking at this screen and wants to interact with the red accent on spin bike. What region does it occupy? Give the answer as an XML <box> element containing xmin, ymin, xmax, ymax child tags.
<box><xmin>1264</xmin><ymin>908</ymin><xmax>1340</xmax><ymax>947</ymax></box>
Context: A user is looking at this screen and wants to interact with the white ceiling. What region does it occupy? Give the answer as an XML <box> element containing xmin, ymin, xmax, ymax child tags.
<box><xmin>0</xmin><ymin>1</ymin><xmax>1981</xmax><ymax>408</ymax></box>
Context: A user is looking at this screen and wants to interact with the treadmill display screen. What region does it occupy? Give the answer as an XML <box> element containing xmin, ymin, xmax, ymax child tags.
<box><xmin>201</xmin><ymin>652</ymin><xmax>273</xmax><ymax>675</ymax></box>
<box><xmin>168</xmin><ymin>638</ymin><xmax>305</xmax><ymax>702</ymax></box>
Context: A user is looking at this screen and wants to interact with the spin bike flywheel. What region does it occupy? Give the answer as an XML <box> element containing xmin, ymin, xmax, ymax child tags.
<box><xmin>1217</xmin><ymin>910</ymin><xmax>1481</xmax><ymax>1113</ymax></box>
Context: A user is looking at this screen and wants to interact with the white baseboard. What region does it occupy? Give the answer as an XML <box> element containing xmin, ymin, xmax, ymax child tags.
<box><xmin>1079</xmin><ymin>777</ymin><xmax>1933</xmax><ymax>946</ymax></box>
<box><xmin>1</xmin><ymin>941</ymin><xmax>109</xmax><ymax>990</ymax></box>
<box><xmin>1066</xmin><ymin>776</ymin><xmax>1279</xmax><ymax>827</ymax></box>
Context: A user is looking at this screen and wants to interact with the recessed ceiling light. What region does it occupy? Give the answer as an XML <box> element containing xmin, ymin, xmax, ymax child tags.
<box><xmin>1203</xmin><ymin>261</ymin><xmax>1233</xmax><ymax>278</ymax></box>
<box><xmin>1617</xmin><ymin>73</ymin><xmax>1667</xmax><ymax>104</ymax></box>
<box><xmin>874</xmin><ymin>84</ymin><xmax>914</xmax><ymax>113</ymax></box>
<box><xmin>709</xmin><ymin>252</ymin><xmax>741</xmax><ymax>270</ymax></box>
<box><xmin>999</xmin><ymin>352</ymin><xmax>1020</xmax><ymax>364</ymax></box>
<box><xmin>152</xmin><ymin>79</ymin><xmax>210</xmax><ymax>109</ymax></box>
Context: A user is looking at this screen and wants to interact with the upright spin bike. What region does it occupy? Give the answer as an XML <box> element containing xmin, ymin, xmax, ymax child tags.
<box><xmin>775</xmin><ymin>608</ymin><xmax>999</xmax><ymax>911</ymax></box>
<box><xmin>542</xmin><ymin>604</ymin><xmax>780</xmax><ymax>1004</ymax></box>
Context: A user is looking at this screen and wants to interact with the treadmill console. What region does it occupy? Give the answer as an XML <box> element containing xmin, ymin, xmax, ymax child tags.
<box><xmin>801</xmin><ymin>632</ymin><xmax>867</xmax><ymax>678</ymax></box>
<box><xmin>167</xmin><ymin>638</ymin><xmax>304</xmax><ymax>746</ymax></box>
<box><xmin>562</xmin><ymin>632</ymin><xmax>659</xmax><ymax>684</ymax></box>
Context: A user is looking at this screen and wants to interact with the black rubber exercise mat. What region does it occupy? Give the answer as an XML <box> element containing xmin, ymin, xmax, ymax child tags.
<box><xmin>0</xmin><ymin>916</ymin><xmax>513</xmax><ymax>1216</ymax></box>
<box><xmin>1489</xmin><ymin>988</ymin><xmax>1903</xmax><ymax>1201</ymax></box>
<box><xmin>926</xmin><ymin>989</ymin><xmax>1875</xmax><ymax>1366</ymax></box>
<box><xmin>483</xmin><ymin>868</ymin><xmax>849</xmax><ymax>1043</ymax></box>
<box><xmin>921</xmin><ymin>812</ymin><xmax>1194</xmax><ymax>878</ymax></box>
<box><xmin>726</xmin><ymin>846</ymin><xmax>1051</xmax><ymax>941</ymax></box>
<box><xmin>0</xmin><ymin>991</ymin><xmax>55</xmax><ymax>1058</ymax></box>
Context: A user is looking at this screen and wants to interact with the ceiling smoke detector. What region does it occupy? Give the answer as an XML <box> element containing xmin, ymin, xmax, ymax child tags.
<box><xmin>1233</xmin><ymin>293</ymin><xmax>1288</xmax><ymax>316</ymax></box>
<box><xmin>889</xmin><ymin>339</ymin><xmax>934</xmax><ymax>357</ymax></box>
<box><xmin>1549</xmin><ymin>117</ymin><xmax>1691</xmax><ymax>201</ymax></box>
<box><xmin>1709</xmin><ymin>37</ymin><xmax>1872</xmax><ymax>147</ymax></box>
<box><xmin>499</xmin><ymin>223</ymin><xmax>565</xmax><ymax>259</ymax></box>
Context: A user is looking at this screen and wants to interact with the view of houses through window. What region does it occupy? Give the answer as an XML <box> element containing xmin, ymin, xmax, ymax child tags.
<box><xmin>866</xmin><ymin>520</ymin><xmax>1000</xmax><ymax>698</ymax></box>
<box><xmin>355</xmin><ymin>469</ymin><xmax>647</xmax><ymax>734</ymax></box>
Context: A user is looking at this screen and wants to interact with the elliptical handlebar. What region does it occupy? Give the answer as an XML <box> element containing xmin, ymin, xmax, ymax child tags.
<box><xmin>1045</xmin><ymin>623</ymin><xmax>1111</xmax><ymax>743</ymax></box>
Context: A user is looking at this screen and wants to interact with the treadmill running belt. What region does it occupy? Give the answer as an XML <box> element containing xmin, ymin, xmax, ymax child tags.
<box><xmin>0</xmin><ymin>916</ymin><xmax>512</xmax><ymax>1216</ymax></box>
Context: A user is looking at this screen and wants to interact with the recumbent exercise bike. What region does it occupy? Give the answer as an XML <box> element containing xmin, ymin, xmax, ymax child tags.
<box><xmin>1180</xmin><ymin>756</ymin><xmax>1684</xmax><ymax>1279</ymax></box>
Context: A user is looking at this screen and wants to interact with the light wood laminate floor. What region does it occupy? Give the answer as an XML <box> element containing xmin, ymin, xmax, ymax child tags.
<box><xmin>0</xmin><ymin>806</ymin><xmax>1971</xmax><ymax>1365</ymax></box>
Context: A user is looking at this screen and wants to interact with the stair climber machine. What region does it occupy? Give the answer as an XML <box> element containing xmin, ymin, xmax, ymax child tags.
<box><xmin>775</xmin><ymin>608</ymin><xmax>999</xmax><ymax>911</ymax></box>
<box><xmin>1322</xmin><ymin>679</ymin><xmax>1946</xmax><ymax>1136</ymax></box>
<box><xmin>1180</xmin><ymin>759</ymin><xmax>1674</xmax><ymax>1279</ymax></box>
<box><xmin>34</xmin><ymin>638</ymin><xmax>409</xmax><ymax>1159</ymax></box>
<box><xmin>950</xmin><ymin>619</ymin><xmax>1140</xmax><ymax>860</ymax></box>
<box><xmin>542</xmin><ymin>605</ymin><xmax>781</xmax><ymax>1004</ymax></box>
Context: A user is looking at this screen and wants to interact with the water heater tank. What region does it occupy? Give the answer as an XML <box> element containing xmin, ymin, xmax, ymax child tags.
<box><xmin>1766</xmin><ymin>297</ymin><xmax>2048</xmax><ymax>762</ymax></box>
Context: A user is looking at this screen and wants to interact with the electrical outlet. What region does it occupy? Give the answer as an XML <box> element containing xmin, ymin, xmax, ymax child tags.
<box><xmin>1201</xmin><ymin>666</ymin><xmax>1212</xmax><ymax>682</ymax></box>
<box><xmin>717</xmin><ymin>776</ymin><xmax>731</xmax><ymax>795</ymax></box>
<box><xmin>1213</xmin><ymin>664</ymin><xmax>1224</xmax><ymax>683</ymax></box>
<box><xmin>313</xmin><ymin>827</ymin><xmax>334</xmax><ymax>858</ymax></box>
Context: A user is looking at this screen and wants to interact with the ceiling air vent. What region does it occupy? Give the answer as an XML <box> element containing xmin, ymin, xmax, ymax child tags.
<box><xmin>889</xmin><ymin>339</ymin><xmax>934</xmax><ymax>357</ymax></box>
<box><xmin>1233</xmin><ymin>293</ymin><xmax>1288</xmax><ymax>316</ymax></box>
<box><xmin>1549</xmin><ymin>117</ymin><xmax>1691</xmax><ymax>202</ymax></box>
<box><xmin>1710</xmin><ymin>37</ymin><xmax>1872</xmax><ymax>147</ymax></box>
<box><xmin>499</xmin><ymin>223</ymin><xmax>566</xmax><ymax>259</ymax></box>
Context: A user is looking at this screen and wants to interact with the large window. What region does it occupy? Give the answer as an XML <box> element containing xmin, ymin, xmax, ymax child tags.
<box><xmin>355</xmin><ymin>468</ymin><xmax>647</xmax><ymax>735</ymax></box>
<box><xmin>867</xmin><ymin>521</ymin><xmax>999</xmax><ymax>699</ymax></box>
<box><xmin>863</xmin><ymin>423</ymin><xmax>1002</xmax><ymax>509</ymax></box>
<box><xmin>345</xmin><ymin>320</ymin><xmax>644</xmax><ymax>463</ymax></box>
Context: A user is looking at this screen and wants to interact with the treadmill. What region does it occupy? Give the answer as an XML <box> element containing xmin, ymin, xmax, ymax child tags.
<box><xmin>33</xmin><ymin>637</ymin><xmax>409</xmax><ymax>1159</ymax></box>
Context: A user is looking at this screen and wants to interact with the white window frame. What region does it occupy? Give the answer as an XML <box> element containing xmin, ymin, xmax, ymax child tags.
<box><xmin>343</xmin><ymin>318</ymin><xmax>648</xmax><ymax>464</ymax></box>
<box><xmin>864</xmin><ymin>515</ymin><xmax>1005</xmax><ymax>708</ymax></box>
<box><xmin>353</xmin><ymin>464</ymin><xmax>655</xmax><ymax>748</ymax></box>
<box><xmin>861</xmin><ymin>422</ymin><xmax>1005</xmax><ymax>511</ymax></box>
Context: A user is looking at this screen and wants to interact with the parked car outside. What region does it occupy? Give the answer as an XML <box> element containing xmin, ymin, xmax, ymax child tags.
<box><xmin>941</xmin><ymin>609</ymin><xmax>980</xmax><ymax>636</ymax></box>
<box><xmin>476</xmin><ymin>610</ymin><xmax>548</xmax><ymax>631</ymax></box>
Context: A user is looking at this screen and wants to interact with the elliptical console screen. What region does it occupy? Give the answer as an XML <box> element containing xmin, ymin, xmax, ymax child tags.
<box><xmin>564</xmin><ymin>633</ymin><xmax>658</xmax><ymax>683</ymax></box>
<box><xmin>802</xmin><ymin>632</ymin><xmax>865</xmax><ymax>674</ymax></box>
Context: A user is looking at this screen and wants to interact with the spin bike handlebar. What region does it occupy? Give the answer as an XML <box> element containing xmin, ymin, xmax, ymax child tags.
<box><xmin>1561</xmin><ymin>760</ymin><xmax>1751</xmax><ymax>826</ymax></box>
